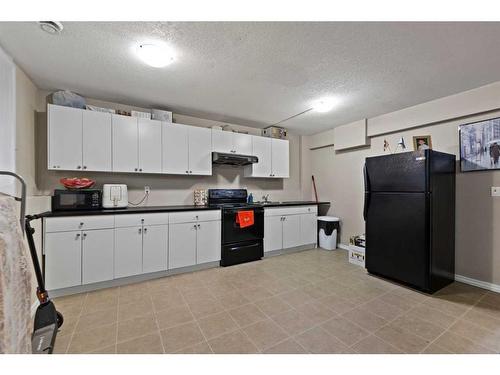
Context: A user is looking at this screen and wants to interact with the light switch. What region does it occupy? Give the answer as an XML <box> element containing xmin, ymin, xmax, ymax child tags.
<box><xmin>491</xmin><ymin>187</ymin><xmax>500</xmax><ymax>197</ymax></box>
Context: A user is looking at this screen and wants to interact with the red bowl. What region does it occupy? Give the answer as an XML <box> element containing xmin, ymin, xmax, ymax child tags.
<box><xmin>60</xmin><ymin>177</ymin><xmax>95</xmax><ymax>189</ymax></box>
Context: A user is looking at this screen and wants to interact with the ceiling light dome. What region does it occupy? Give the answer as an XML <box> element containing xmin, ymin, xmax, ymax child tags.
<box><xmin>38</xmin><ymin>21</ymin><xmax>63</xmax><ymax>34</ymax></box>
<box><xmin>312</xmin><ymin>97</ymin><xmax>339</xmax><ymax>113</ymax></box>
<box><xmin>135</xmin><ymin>43</ymin><xmax>175</xmax><ymax>68</ymax></box>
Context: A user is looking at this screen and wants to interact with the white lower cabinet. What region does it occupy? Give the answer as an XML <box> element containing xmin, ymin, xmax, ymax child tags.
<box><xmin>82</xmin><ymin>229</ymin><xmax>114</xmax><ymax>284</ymax></box>
<box><xmin>300</xmin><ymin>213</ymin><xmax>317</xmax><ymax>245</ymax></box>
<box><xmin>264</xmin><ymin>216</ymin><xmax>283</xmax><ymax>253</ymax></box>
<box><xmin>264</xmin><ymin>206</ymin><xmax>318</xmax><ymax>253</ymax></box>
<box><xmin>196</xmin><ymin>220</ymin><xmax>221</xmax><ymax>264</ymax></box>
<box><xmin>45</xmin><ymin>231</ymin><xmax>82</xmax><ymax>290</ymax></box>
<box><xmin>282</xmin><ymin>215</ymin><xmax>301</xmax><ymax>249</ymax></box>
<box><xmin>114</xmin><ymin>226</ymin><xmax>143</xmax><ymax>278</ymax></box>
<box><xmin>169</xmin><ymin>222</ymin><xmax>197</xmax><ymax>269</ymax></box>
<box><xmin>142</xmin><ymin>225</ymin><xmax>168</xmax><ymax>273</ymax></box>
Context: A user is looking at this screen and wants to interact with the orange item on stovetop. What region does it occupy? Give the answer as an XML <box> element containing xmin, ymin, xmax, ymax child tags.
<box><xmin>236</xmin><ymin>210</ymin><xmax>254</xmax><ymax>228</ymax></box>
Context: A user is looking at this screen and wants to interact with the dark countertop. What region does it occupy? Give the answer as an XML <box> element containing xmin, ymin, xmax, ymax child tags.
<box><xmin>38</xmin><ymin>201</ymin><xmax>330</xmax><ymax>218</ymax></box>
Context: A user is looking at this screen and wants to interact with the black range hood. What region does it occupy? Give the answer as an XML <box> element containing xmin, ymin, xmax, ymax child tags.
<box><xmin>212</xmin><ymin>152</ymin><xmax>258</xmax><ymax>166</ymax></box>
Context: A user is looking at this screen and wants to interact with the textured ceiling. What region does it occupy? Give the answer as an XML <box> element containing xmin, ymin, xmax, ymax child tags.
<box><xmin>1</xmin><ymin>22</ymin><xmax>500</xmax><ymax>135</ymax></box>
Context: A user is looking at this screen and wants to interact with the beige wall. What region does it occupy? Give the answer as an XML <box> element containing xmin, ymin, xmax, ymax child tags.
<box><xmin>308</xmin><ymin>104</ymin><xmax>500</xmax><ymax>285</ymax></box>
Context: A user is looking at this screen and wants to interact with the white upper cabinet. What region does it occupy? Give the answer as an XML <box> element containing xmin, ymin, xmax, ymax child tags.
<box><xmin>162</xmin><ymin>123</ymin><xmax>189</xmax><ymax>174</ymax></box>
<box><xmin>244</xmin><ymin>136</ymin><xmax>289</xmax><ymax>178</ymax></box>
<box><xmin>82</xmin><ymin>110</ymin><xmax>112</xmax><ymax>172</ymax></box>
<box><xmin>188</xmin><ymin>126</ymin><xmax>212</xmax><ymax>175</ymax></box>
<box><xmin>48</xmin><ymin>104</ymin><xmax>83</xmax><ymax>171</ymax></box>
<box><xmin>233</xmin><ymin>132</ymin><xmax>252</xmax><ymax>155</ymax></box>
<box><xmin>245</xmin><ymin>136</ymin><xmax>272</xmax><ymax>177</ymax></box>
<box><xmin>112</xmin><ymin>114</ymin><xmax>138</xmax><ymax>173</ymax></box>
<box><xmin>271</xmin><ymin>138</ymin><xmax>290</xmax><ymax>178</ymax></box>
<box><xmin>212</xmin><ymin>130</ymin><xmax>233</xmax><ymax>154</ymax></box>
<box><xmin>138</xmin><ymin>118</ymin><xmax>162</xmax><ymax>173</ymax></box>
<box><xmin>212</xmin><ymin>130</ymin><xmax>252</xmax><ymax>155</ymax></box>
<box><xmin>47</xmin><ymin>104</ymin><xmax>288</xmax><ymax>178</ymax></box>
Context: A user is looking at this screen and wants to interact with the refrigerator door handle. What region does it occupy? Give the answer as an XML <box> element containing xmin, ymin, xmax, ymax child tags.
<box><xmin>363</xmin><ymin>192</ymin><xmax>370</xmax><ymax>221</ymax></box>
<box><xmin>363</xmin><ymin>163</ymin><xmax>370</xmax><ymax>192</ymax></box>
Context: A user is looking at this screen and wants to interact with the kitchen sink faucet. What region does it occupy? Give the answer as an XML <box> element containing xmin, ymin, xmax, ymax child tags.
<box><xmin>262</xmin><ymin>194</ymin><xmax>270</xmax><ymax>203</ymax></box>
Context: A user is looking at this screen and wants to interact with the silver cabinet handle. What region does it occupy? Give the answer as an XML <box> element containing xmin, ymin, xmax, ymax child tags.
<box><xmin>83</xmin><ymin>233</ymin><xmax>87</xmax><ymax>238</ymax></box>
<box><xmin>79</xmin><ymin>222</ymin><xmax>84</xmax><ymax>227</ymax></box>
<box><xmin>141</xmin><ymin>218</ymin><xmax>144</xmax><ymax>223</ymax></box>
<box><xmin>144</xmin><ymin>228</ymin><xmax>148</xmax><ymax>233</ymax></box>
<box><xmin>138</xmin><ymin>228</ymin><xmax>142</xmax><ymax>234</ymax></box>
<box><xmin>134</xmin><ymin>168</ymin><xmax>138</xmax><ymax>171</ymax></box>
<box><xmin>189</xmin><ymin>171</ymin><xmax>193</xmax><ymax>174</ymax></box>
<box><xmin>186</xmin><ymin>170</ymin><xmax>189</xmax><ymax>174</ymax></box>
<box><xmin>139</xmin><ymin>168</ymin><xmax>143</xmax><ymax>171</ymax></box>
<box><xmin>52</xmin><ymin>165</ymin><xmax>57</xmax><ymax>169</ymax></box>
<box><xmin>77</xmin><ymin>165</ymin><xmax>81</xmax><ymax>169</ymax></box>
<box><xmin>193</xmin><ymin>224</ymin><xmax>197</xmax><ymax>229</ymax></box>
<box><xmin>197</xmin><ymin>224</ymin><xmax>201</xmax><ymax>228</ymax></box>
<box><xmin>76</xmin><ymin>233</ymin><xmax>80</xmax><ymax>239</ymax></box>
<box><xmin>195</xmin><ymin>215</ymin><xmax>199</xmax><ymax>220</ymax></box>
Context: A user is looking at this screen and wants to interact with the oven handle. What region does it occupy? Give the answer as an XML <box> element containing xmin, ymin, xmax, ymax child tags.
<box><xmin>228</xmin><ymin>242</ymin><xmax>261</xmax><ymax>252</ymax></box>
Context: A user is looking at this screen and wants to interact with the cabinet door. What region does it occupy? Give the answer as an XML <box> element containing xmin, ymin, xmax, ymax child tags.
<box><xmin>114</xmin><ymin>226</ymin><xmax>143</xmax><ymax>278</ymax></box>
<box><xmin>82</xmin><ymin>110</ymin><xmax>112</xmax><ymax>171</ymax></box>
<box><xmin>233</xmin><ymin>133</ymin><xmax>252</xmax><ymax>155</ymax></box>
<box><xmin>271</xmin><ymin>139</ymin><xmax>289</xmax><ymax>178</ymax></box>
<box><xmin>264</xmin><ymin>215</ymin><xmax>283</xmax><ymax>252</ymax></box>
<box><xmin>143</xmin><ymin>225</ymin><xmax>168</xmax><ymax>273</ymax></box>
<box><xmin>138</xmin><ymin>118</ymin><xmax>162</xmax><ymax>173</ymax></box>
<box><xmin>300</xmin><ymin>213</ymin><xmax>317</xmax><ymax>246</ymax></box>
<box><xmin>250</xmin><ymin>136</ymin><xmax>272</xmax><ymax>177</ymax></box>
<box><xmin>169</xmin><ymin>222</ymin><xmax>197</xmax><ymax>269</ymax></box>
<box><xmin>282</xmin><ymin>215</ymin><xmax>301</xmax><ymax>249</ymax></box>
<box><xmin>82</xmin><ymin>229</ymin><xmax>114</xmax><ymax>284</ymax></box>
<box><xmin>162</xmin><ymin>123</ymin><xmax>189</xmax><ymax>174</ymax></box>
<box><xmin>48</xmin><ymin>104</ymin><xmax>82</xmax><ymax>171</ymax></box>
<box><xmin>188</xmin><ymin>126</ymin><xmax>212</xmax><ymax>175</ymax></box>
<box><xmin>196</xmin><ymin>221</ymin><xmax>221</xmax><ymax>264</ymax></box>
<box><xmin>45</xmin><ymin>231</ymin><xmax>82</xmax><ymax>290</ymax></box>
<box><xmin>212</xmin><ymin>130</ymin><xmax>233</xmax><ymax>153</ymax></box>
<box><xmin>112</xmin><ymin>115</ymin><xmax>138</xmax><ymax>172</ymax></box>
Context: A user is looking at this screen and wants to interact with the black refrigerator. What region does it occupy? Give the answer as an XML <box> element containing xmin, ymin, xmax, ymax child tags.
<box><xmin>364</xmin><ymin>150</ymin><xmax>456</xmax><ymax>293</ymax></box>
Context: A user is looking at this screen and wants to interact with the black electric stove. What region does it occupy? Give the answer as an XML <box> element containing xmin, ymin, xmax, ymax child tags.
<box><xmin>208</xmin><ymin>189</ymin><xmax>264</xmax><ymax>266</ymax></box>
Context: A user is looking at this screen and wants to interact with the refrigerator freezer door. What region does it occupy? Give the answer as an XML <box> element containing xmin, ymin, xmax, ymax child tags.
<box><xmin>365</xmin><ymin>192</ymin><xmax>429</xmax><ymax>290</ymax></box>
<box><xmin>365</xmin><ymin>151</ymin><xmax>428</xmax><ymax>192</ymax></box>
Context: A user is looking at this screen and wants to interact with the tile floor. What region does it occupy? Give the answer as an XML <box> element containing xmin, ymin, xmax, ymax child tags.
<box><xmin>52</xmin><ymin>248</ymin><xmax>500</xmax><ymax>354</ymax></box>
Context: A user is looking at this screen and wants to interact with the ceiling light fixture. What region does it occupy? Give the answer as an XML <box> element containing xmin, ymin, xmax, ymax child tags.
<box><xmin>135</xmin><ymin>43</ymin><xmax>175</xmax><ymax>68</ymax></box>
<box><xmin>38</xmin><ymin>21</ymin><xmax>63</xmax><ymax>34</ymax></box>
<box><xmin>311</xmin><ymin>97</ymin><xmax>339</xmax><ymax>113</ymax></box>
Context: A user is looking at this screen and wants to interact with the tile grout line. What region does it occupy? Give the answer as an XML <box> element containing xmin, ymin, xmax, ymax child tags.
<box><xmin>62</xmin><ymin>291</ymin><xmax>88</xmax><ymax>354</ymax></box>
<box><xmin>417</xmin><ymin>290</ymin><xmax>489</xmax><ymax>353</ymax></box>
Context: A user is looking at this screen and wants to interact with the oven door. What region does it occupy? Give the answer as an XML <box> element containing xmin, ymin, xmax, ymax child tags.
<box><xmin>222</xmin><ymin>207</ymin><xmax>264</xmax><ymax>244</ymax></box>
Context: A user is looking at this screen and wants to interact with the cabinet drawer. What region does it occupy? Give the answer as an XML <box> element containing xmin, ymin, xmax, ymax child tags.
<box><xmin>45</xmin><ymin>215</ymin><xmax>115</xmax><ymax>232</ymax></box>
<box><xmin>114</xmin><ymin>213</ymin><xmax>170</xmax><ymax>227</ymax></box>
<box><xmin>169</xmin><ymin>210</ymin><xmax>221</xmax><ymax>224</ymax></box>
<box><xmin>264</xmin><ymin>205</ymin><xmax>317</xmax><ymax>217</ymax></box>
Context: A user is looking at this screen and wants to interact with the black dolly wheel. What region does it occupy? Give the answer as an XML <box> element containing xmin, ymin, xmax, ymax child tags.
<box><xmin>56</xmin><ymin>311</ymin><xmax>64</xmax><ymax>328</ymax></box>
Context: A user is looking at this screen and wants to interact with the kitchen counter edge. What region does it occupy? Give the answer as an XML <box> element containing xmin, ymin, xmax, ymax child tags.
<box><xmin>38</xmin><ymin>201</ymin><xmax>330</xmax><ymax>218</ymax></box>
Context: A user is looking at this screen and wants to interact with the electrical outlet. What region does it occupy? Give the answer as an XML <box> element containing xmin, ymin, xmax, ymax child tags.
<box><xmin>144</xmin><ymin>186</ymin><xmax>151</xmax><ymax>195</ymax></box>
<box><xmin>491</xmin><ymin>187</ymin><xmax>500</xmax><ymax>197</ymax></box>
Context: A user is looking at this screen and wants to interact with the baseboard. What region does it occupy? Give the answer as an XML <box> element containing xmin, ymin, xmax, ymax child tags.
<box><xmin>454</xmin><ymin>274</ymin><xmax>500</xmax><ymax>293</ymax></box>
<box><xmin>338</xmin><ymin>245</ymin><xmax>499</xmax><ymax>293</ymax></box>
<box><xmin>338</xmin><ymin>243</ymin><xmax>350</xmax><ymax>251</ymax></box>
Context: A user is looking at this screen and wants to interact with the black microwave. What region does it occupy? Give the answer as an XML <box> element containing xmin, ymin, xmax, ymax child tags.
<box><xmin>51</xmin><ymin>189</ymin><xmax>102</xmax><ymax>211</ymax></box>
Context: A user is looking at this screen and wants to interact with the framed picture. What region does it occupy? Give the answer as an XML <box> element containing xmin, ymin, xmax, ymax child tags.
<box><xmin>459</xmin><ymin>117</ymin><xmax>500</xmax><ymax>172</ymax></box>
<box><xmin>412</xmin><ymin>135</ymin><xmax>432</xmax><ymax>151</ymax></box>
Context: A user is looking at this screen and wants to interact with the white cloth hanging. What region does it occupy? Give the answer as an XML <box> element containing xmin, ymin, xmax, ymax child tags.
<box><xmin>0</xmin><ymin>195</ymin><xmax>32</xmax><ymax>353</ymax></box>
